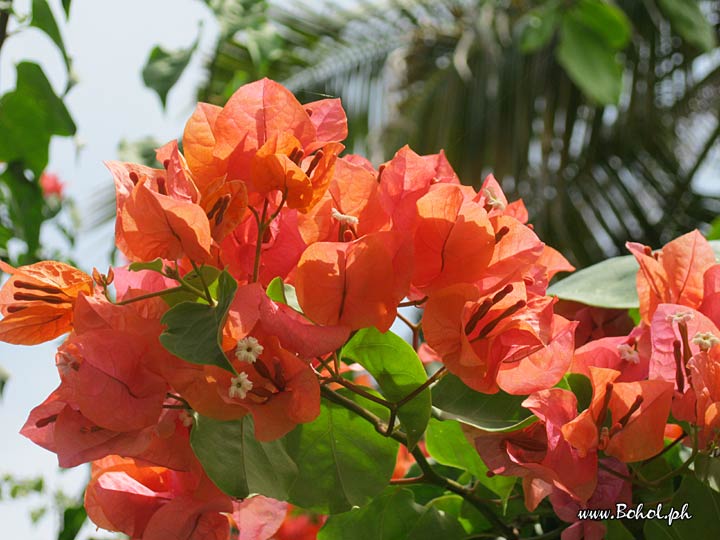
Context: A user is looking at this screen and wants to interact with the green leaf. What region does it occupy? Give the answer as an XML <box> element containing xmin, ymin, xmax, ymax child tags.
<box><xmin>61</xmin><ymin>0</ymin><xmax>71</xmax><ymax>18</ymax></box>
<box><xmin>708</xmin><ymin>216</ymin><xmax>720</xmax><ymax>241</ymax></box>
<box><xmin>656</xmin><ymin>0</ymin><xmax>717</xmax><ymax>52</ymax></box>
<box><xmin>0</xmin><ymin>363</ymin><xmax>8</xmax><ymax>399</ymax></box>
<box><xmin>191</xmin><ymin>395</ymin><xmax>398</xmax><ymax>514</ymax></box>
<box><xmin>319</xmin><ymin>488</ymin><xmax>465</xmax><ymax>540</ymax></box>
<box><xmin>265</xmin><ymin>276</ymin><xmax>302</xmax><ymax>312</ymax></box>
<box><xmin>604</xmin><ymin>520</ymin><xmax>635</xmax><ymax>540</ymax></box>
<box><xmin>516</xmin><ymin>3</ymin><xmax>560</xmax><ymax>53</ymax></box>
<box><xmin>142</xmin><ymin>33</ymin><xmax>200</xmax><ymax>108</ymax></box>
<box><xmin>427</xmin><ymin>494</ymin><xmax>491</xmax><ymax>535</ymax></box>
<box><xmin>284</xmin><ymin>395</ymin><xmax>399</xmax><ymax>513</ymax></box>
<box><xmin>128</xmin><ymin>258</ymin><xmax>164</xmax><ymax>273</ymax></box>
<box><xmin>57</xmin><ymin>504</ymin><xmax>86</xmax><ymax>540</ymax></box>
<box><xmin>568</xmin><ymin>0</ymin><xmax>632</xmax><ymax>49</ymax></box>
<box><xmin>341</xmin><ymin>327</ymin><xmax>431</xmax><ymax>449</ymax></box>
<box><xmin>159</xmin><ymin>270</ymin><xmax>236</xmax><ymax>372</ymax></box>
<box><xmin>425</xmin><ymin>418</ymin><xmax>515</xmax><ymax>500</ymax></box>
<box><xmin>644</xmin><ymin>475</ymin><xmax>720</xmax><ymax>539</ymax></box>
<box><xmin>31</xmin><ymin>0</ymin><xmax>70</xmax><ymax>70</ymax></box>
<box><xmin>432</xmin><ymin>374</ymin><xmax>536</xmax><ymax>432</ymax></box>
<box><xmin>190</xmin><ymin>415</ymin><xmax>299</xmax><ymax>500</ymax></box>
<box><xmin>693</xmin><ymin>452</ymin><xmax>720</xmax><ymax>493</ymax></box>
<box><xmin>549</xmin><ymin>241</ymin><xmax>720</xmax><ymax>309</ymax></box>
<box><xmin>556</xmin><ymin>15</ymin><xmax>624</xmax><ymax>104</ymax></box>
<box><xmin>164</xmin><ymin>266</ymin><xmax>221</xmax><ymax>306</ymax></box>
<box><xmin>558</xmin><ymin>373</ymin><xmax>593</xmax><ymax>412</ymax></box>
<box><xmin>0</xmin><ymin>62</ymin><xmax>76</xmax><ymax>176</ymax></box>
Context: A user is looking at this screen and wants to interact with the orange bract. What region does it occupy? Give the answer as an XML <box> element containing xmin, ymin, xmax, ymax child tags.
<box><xmin>0</xmin><ymin>260</ymin><xmax>92</xmax><ymax>344</ymax></box>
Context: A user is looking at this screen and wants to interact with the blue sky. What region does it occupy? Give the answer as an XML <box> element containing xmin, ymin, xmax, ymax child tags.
<box><xmin>0</xmin><ymin>1</ymin><xmax>218</xmax><ymax>537</ymax></box>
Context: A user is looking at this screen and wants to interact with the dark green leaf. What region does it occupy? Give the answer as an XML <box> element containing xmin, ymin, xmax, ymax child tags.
<box><xmin>142</xmin><ymin>34</ymin><xmax>199</xmax><ymax>107</ymax></box>
<box><xmin>159</xmin><ymin>270</ymin><xmax>236</xmax><ymax>372</ymax></box>
<box><xmin>342</xmin><ymin>327</ymin><xmax>431</xmax><ymax>449</ymax></box>
<box><xmin>0</xmin><ymin>62</ymin><xmax>76</xmax><ymax>176</ymax></box>
<box><xmin>693</xmin><ymin>453</ymin><xmax>720</xmax><ymax>493</ymax></box>
<box><xmin>57</xmin><ymin>504</ymin><xmax>86</xmax><ymax>540</ymax></box>
<box><xmin>61</xmin><ymin>0</ymin><xmax>71</xmax><ymax>17</ymax></box>
<box><xmin>708</xmin><ymin>217</ymin><xmax>720</xmax><ymax>241</ymax></box>
<box><xmin>31</xmin><ymin>0</ymin><xmax>70</xmax><ymax>70</ymax></box>
<box><xmin>517</xmin><ymin>3</ymin><xmax>559</xmax><ymax>53</ymax></box>
<box><xmin>1</xmin><ymin>167</ymin><xmax>44</xmax><ymax>258</ymax></box>
<box><xmin>265</xmin><ymin>276</ymin><xmax>302</xmax><ymax>312</ymax></box>
<box><xmin>568</xmin><ymin>0</ymin><xmax>632</xmax><ymax>49</ymax></box>
<box><xmin>656</xmin><ymin>0</ymin><xmax>717</xmax><ymax>52</ymax></box>
<box><xmin>556</xmin><ymin>15</ymin><xmax>624</xmax><ymax>104</ymax></box>
<box><xmin>432</xmin><ymin>374</ymin><xmax>536</xmax><ymax>432</ymax></box>
<box><xmin>163</xmin><ymin>266</ymin><xmax>221</xmax><ymax>306</ymax></box>
<box><xmin>604</xmin><ymin>520</ymin><xmax>635</xmax><ymax>540</ymax></box>
<box><xmin>644</xmin><ymin>475</ymin><xmax>720</xmax><ymax>539</ymax></box>
<box><xmin>190</xmin><ymin>415</ymin><xmax>299</xmax><ymax>500</ymax></box>
<box><xmin>192</xmin><ymin>395</ymin><xmax>397</xmax><ymax>514</ymax></box>
<box><xmin>427</xmin><ymin>494</ymin><xmax>491</xmax><ymax>535</ymax></box>
<box><xmin>558</xmin><ymin>373</ymin><xmax>593</xmax><ymax>412</ymax></box>
<box><xmin>425</xmin><ymin>418</ymin><xmax>515</xmax><ymax>499</ymax></box>
<box><xmin>128</xmin><ymin>258</ymin><xmax>164</xmax><ymax>273</ymax></box>
<box><xmin>319</xmin><ymin>488</ymin><xmax>465</xmax><ymax>540</ymax></box>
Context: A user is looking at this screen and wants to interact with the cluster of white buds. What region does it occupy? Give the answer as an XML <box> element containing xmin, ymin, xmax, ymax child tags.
<box><xmin>236</xmin><ymin>336</ymin><xmax>263</xmax><ymax>363</ymax></box>
<box><xmin>666</xmin><ymin>311</ymin><xmax>695</xmax><ymax>324</ymax></box>
<box><xmin>229</xmin><ymin>372</ymin><xmax>253</xmax><ymax>400</ymax></box>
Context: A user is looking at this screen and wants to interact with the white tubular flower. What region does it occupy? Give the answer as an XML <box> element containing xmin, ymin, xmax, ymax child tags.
<box><xmin>229</xmin><ymin>372</ymin><xmax>253</xmax><ymax>400</ymax></box>
<box><xmin>692</xmin><ymin>332</ymin><xmax>720</xmax><ymax>352</ymax></box>
<box><xmin>236</xmin><ymin>336</ymin><xmax>263</xmax><ymax>363</ymax></box>
<box><xmin>617</xmin><ymin>343</ymin><xmax>640</xmax><ymax>364</ymax></box>
<box><xmin>331</xmin><ymin>207</ymin><xmax>359</xmax><ymax>225</ymax></box>
<box><xmin>482</xmin><ymin>188</ymin><xmax>506</xmax><ymax>211</ymax></box>
<box><xmin>179</xmin><ymin>410</ymin><xmax>194</xmax><ymax>427</ymax></box>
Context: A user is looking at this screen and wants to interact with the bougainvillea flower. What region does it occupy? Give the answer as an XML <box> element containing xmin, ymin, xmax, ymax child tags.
<box><xmin>627</xmin><ymin>230</ymin><xmax>716</xmax><ymax>323</ymax></box>
<box><xmin>232</xmin><ymin>496</ymin><xmax>287</xmax><ymax>540</ymax></box>
<box><xmin>475</xmin><ymin>214</ymin><xmax>545</xmax><ymax>295</ymax></box>
<box><xmin>688</xmin><ymin>344</ymin><xmax>720</xmax><ymax>448</ymax></box>
<box><xmin>471</xmin><ymin>389</ymin><xmax>598</xmax><ymax>509</ymax></box>
<box><xmin>423</xmin><ymin>282</ymin><xmax>567</xmax><ymax>393</ymax></box>
<box><xmin>0</xmin><ymin>260</ymin><xmax>92</xmax><ymax>344</ymax></box>
<box><xmin>294</xmin><ymin>231</ymin><xmax>412</xmax><ymax>332</ymax></box>
<box><xmin>562</xmin><ymin>366</ymin><xmax>674</xmax><ymax>462</ymax></box>
<box><xmin>107</xmin><ymin>158</ymin><xmax>213</xmax><ymax>264</ymax></box>
<box><xmin>223</xmin><ymin>336</ymin><xmax>321</xmax><ymax>441</ymax></box>
<box><xmin>412</xmin><ymin>184</ymin><xmax>495</xmax><ymax>293</ymax></box>
<box><xmin>273</xmin><ymin>505</ymin><xmax>327</xmax><ymax>540</ymax></box>
<box><xmin>474</xmin><ymin>174</ymin><xmax>528</xmax><ymax>223</ymax></box>
<box><xmin>297</xmin><ymin>156</ymin><xmax>390</xmax><ymax>245</ymax></box>
<box><xmin>700</xmin><ymin>264</ymin><xmax>720</xmax><ymax>327</ymax></box>
<box><xmin>376</xmin><ymin>146</ymin><xmax>462</xmax><ymax>233</ymax></box>
<box><xmin>40</xmin><ymin>171</ymin><xmax>65</xmax><ymax>197</ymax></box>
<box><xmin>549</xmin><ymin>458</ymin><xmax>631</xmax><ymax>540</ymax></box>
<box><xmin>570</xmin><ymin>330</ymin><xmax>650</xmax><ymax>382</ymax></box>
<box><xmin>224</xmin><ymin>283</ymin><xmax>350</xmax><ymax>359</ymax></box>
<box><xmin>85</xmin><ymin>455</ymin><xmax>233</xmax><ymax>540</ymax></box>
<box><xmin>251</xmin><ymin>132</ymin><xmax>343</xmax><ymax>212</ymax></box>
<box><xmin>555</xmin><ymin>300</ymin><xmax>635</xmax><ymax>347</ymax></box>
<box><xmin>182</xmin><ymin>103</ymin><xmax>227</xmax><ymax>189</ymax></box>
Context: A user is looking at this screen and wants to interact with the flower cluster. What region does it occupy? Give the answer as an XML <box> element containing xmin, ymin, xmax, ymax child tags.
<box><xmin>1</xmin><ymin>78</ymin><xmax>718</xmax><ymax>539</ymax></box>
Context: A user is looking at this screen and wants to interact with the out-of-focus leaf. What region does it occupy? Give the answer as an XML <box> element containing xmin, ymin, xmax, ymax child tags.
<box><xmin>61</xmin><ymin>0</ymin><xmax>71</xmax><ymax>18</ymax></box>
<box><xmin>0</xmin><ymin>364</ymin><xmax>8</xmax><ymax>399</ymax></box>
<box><xmin>57</xmin><ymin>504</ymin><xmax>86</xmax><ymax>540</ymax></box>
<box><xmin>265</xmin><ymin>276</ymin><xmax>302</xmax><ymax>313</ymax></box>
<box><xmin>656</xmin><ymin>0</ymin><xmax>717</xmax><ymax>52</ymax></box>
<box><xmin>707</xmin><ymin>216</ymin><xmax>720</xmax><ymax>241</ymax></box>
<box><xmin>31</xmin><ymin>0</ymin><xmax>70</xmax><ymax>70</ymax></box>
<box><xmin>556</xmin><ymin>16</ymin><xmax>623</xmax><ymax>104</ymax></box>
<box><xmin>516</xmin><ymin>2</ymin><xmax>559</xmax><ymax>53</ymax></box>
<box><xmin>142</xmin><ymin>33</ymin><xmax>199</xmax><ymax>108</ymax></box>
<box><xmin>128</xmin><ymin>258</ymin><xmax>163</xmax><ymax>273</ymax></box>
<box><xmin>0</xmin><ymin>62</ymin><xmax>76</xmax><ymax>176</ymax></box>
<box><xmin>117</xmin><ymin>137</ymin><xmax>162</xmax><ymax>167</ymax></box>
<box><xmin>556</xmin><ymin>373</ymin><xmax>593</xmax><ymax>412</ymax></box>
<box><xmin>568</xmin><ymin>0</ymin><xmax>632</xmax><ymax>49</ymax></box>
<box><xmin>693</xmin><ymin>452</ymin><xmax>720</xmax><ymax>493</ymax></box>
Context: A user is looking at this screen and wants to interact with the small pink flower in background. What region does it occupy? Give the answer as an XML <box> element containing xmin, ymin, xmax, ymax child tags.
<box><xmin>40</xmin><ymin>172</ymin><xmax>65</xmax><ymax>198</ymax></box>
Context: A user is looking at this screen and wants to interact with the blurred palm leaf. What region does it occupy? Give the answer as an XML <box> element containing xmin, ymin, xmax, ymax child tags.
<box><xmin>197</xmin><ymin>0</ymin><xmax>720</xmax><ymax>266</ymax></box>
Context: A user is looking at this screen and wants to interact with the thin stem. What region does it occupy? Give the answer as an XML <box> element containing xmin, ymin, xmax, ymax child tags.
<box><xmin>396</xmin><ymin>311</ymin><xmax>419</xmax><ymax>330</ymax></box>
<box><xmin>267</xmin><ymin>189</ymin><xmax>288</xmax><ymax>222</ymax></box>
<box><xmin>395</xmin><ymin>367</ymin><xmax>447</xmax><ymax>408</ymax></box>
<box><xmin>115</xmin><ymin>286</ymin><xmax>184</xmax><ymax>305</ymax></box>
<box><xmin>398</xmin><ymin>297</ymin><xmax>428</xmax><ymax>308</ymax></box>
<box><xmin>389</xmin><ymin>476</ymin><xmax>425</xmax><ymax>485</ymax></box>
<box><xmin>252</xmin><ymin>199</ymin><xmax>269</xmax><ymax>283</ymax></box>
<box><xmin>190</xmin><ymin>260</ymin><xmax>215</xmax><ymax>306</ymax></box>
<box><xmin>330</xmin><ymin>377</ymin><xmax>394</xmax><ymax>409</ymax></box>
<box><xmin>386</xmin><ymin>408</ymin><xmax>397</xmax><ymax>436</ymax></box>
